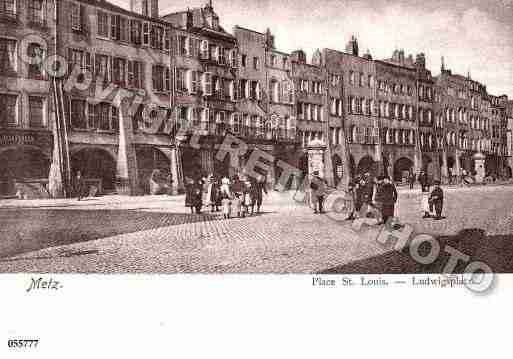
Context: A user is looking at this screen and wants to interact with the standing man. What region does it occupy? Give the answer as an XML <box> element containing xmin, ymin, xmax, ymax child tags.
<box><xmin>418</xmin><ymin>170</ymin><xmax>429</xmax><ymax>192</ymax></box>
<box><xmin>310</xmin><ymin>171</ymin><xmax>327</xmax><ymax>214</ymax></box>
<box><xmin>74</xmin><ymin>171</ymin><xmax>86</xmax><ymax>201</ymax></box>
<box><xmin>251</xmin><ymin>175</ymin><xmax>268</xmax><ymax>214</ymax></box>
<box><xmin>429</xmin><ymin>180</ymin><xmax>444</xmax><ymax>220</ymax></box>
<box><xmin>376</xmin><ymin>176</ymin><xmax>398</xmax><ymax>224</ymax></box>
<box><xmin>408</xmin><ymin>170</ymin><xmax>415</xmax><ymax>189</ymax></box>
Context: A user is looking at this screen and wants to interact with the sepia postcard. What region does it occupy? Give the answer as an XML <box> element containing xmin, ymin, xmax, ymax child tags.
<box><xmin>1</xmin><ymin>0</ymin><xmax>512</xmax><ymax>357</ymax></box>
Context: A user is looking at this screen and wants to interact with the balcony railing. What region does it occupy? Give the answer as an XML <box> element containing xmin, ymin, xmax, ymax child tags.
<box><xmin>176</xmin><ymin>124</ymin><xmax>297</xmax><ymax>143</ymax></box>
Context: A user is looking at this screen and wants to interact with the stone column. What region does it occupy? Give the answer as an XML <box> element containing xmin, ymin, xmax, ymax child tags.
<box><xmin>473</xmin><ymin>152</ymin><xmax>486</xmax><ymax>183</ymax></box>
<box><xmin>48</xmin><ymin>116</ymin><xmax>64</xmax><ymax>198</ymax></box>
<box><xmin>454</xmin><ymin>149</ymin><xmax>462</xmax><ymax>182</ymax></box>
<box><xmin>441</xmin><ymin>151</ymin><xmax>448</xmax><ymax>180</ymax></box>
<box><xmin>116</xmin><ymin>100</ymin><xmax>139</xmax><ymax>196</ymax></box>
<box><xmin>157</xmin><ymin>146</ymin><xmax>184</xmax><ymax>195</ymax></box>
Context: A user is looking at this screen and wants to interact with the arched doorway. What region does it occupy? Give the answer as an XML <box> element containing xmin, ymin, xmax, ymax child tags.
<box><xmin>394</xmin><ymin>157</ymin><xmax>413</xmax><ymax>183</ymax></box>
<box><xmin>485</xmin><ymin>155</ymin><xmax>498</xmax><ymax>177</ymax></box>
<box><xmin>181</xmin><ymin>147</ymin><xmax>202</xmax><ymax>181</ymax></box>
<box><xmin>0</xmin><ymin>146</ymin><xmax>50</xmax><ymax>196</ymax></box>
<box><xmin>71</xmin><ymin>148</ymin><xmax>116</xmax><ymax>192</ymax></box>
<box><xmin>357</xmin><ymin>155</ymin><xmax>375</xmax><ymax>176</ymax></box>
<box><xmin>136</xmin><ymin>147</ymin><xmax>171</xmax><ymax>194</ymax></box>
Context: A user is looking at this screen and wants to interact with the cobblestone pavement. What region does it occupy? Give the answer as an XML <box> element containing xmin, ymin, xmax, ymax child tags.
<box><xmin>0</xmin><ymin>186</ymin><xmax>512</xmax><ymax>273</ymax></box>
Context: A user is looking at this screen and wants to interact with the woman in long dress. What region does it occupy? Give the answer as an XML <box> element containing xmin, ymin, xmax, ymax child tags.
<box><xmin>219</xmin><ymin>177</ymin><xmax>232</xmax><ymax>219</ymax></box>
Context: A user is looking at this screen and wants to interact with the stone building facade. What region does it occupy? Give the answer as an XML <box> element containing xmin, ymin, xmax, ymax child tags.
<box><xmin>0</xmin><ymin>0</ymin><xmax>56</xmax><ymax>196</ymax></box>
<box><xmin>1</xmin><ymin>0</ymin><xmax>511</xmax><ymax>198</ymax></box>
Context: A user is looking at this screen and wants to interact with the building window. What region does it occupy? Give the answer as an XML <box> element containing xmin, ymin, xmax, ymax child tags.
<box><xmin>177</xmin><ymin>36</ymin><xmax>187</xmax><ymax>56</ymax></box>
<box><xmin>97</xmin><ymin>11</ymin><xmax>109</xmax><ymax>37</ymax></box>
<box><xmin>1</xmin><ymin>0</ymin><xmax>16</xmax><ymax>17</ymax></box>
<box><xmin>150</xmin><ymin>25</ymin><xmax>164</xmax><ymax>50</ymax></box>
<box><xmin>70</xmin><ymin>2</ymin><xmax>82</xmax><ymax>31</ymax></box>
<box><xmin>110</xmin><ymin>14</ymin><xmax>120</xmax><ymax>40</ymax></box>
<box><xmin>209</xmin><ymin>44</ymin><xmax>218</xmax><ymax>62</ymax></box>
<box><xmin>112</xmin><ymin>57</ymin><xmax>126</xmax><ymax>86</ymax></box>
<box><xmin>0</xmin><ymin>94</ymin><xmax>18</xmax><ymax>126</ymax></box>
<box><xmin>142</xmin><ymin>22</ymin><xmax>150</xmax><ymax>46</ymax></box>
<box><xmin>0</xmin><ymin>38</ymin><xmax>16</xmax><ymax>74</ymax></box>
<box><xmin>27</xmin><ymin>43</ymin><xmax>45</xmax><ymax>79</ymax></box>
<box><xmin>173</xmin><ymin>68</ymin><xmax>185</xmax><ymax>92</ymax></box>
<box><xmin>188</xmin><ymin>70</ymin><xmax>200</xmax><ymax>94</ymax></box>
<box><xmin>127</xmin><ymin>61</ymin><xmax>143</xmax><ymax>88</ymax></box>
<box><xmin>253</xmin><ymin>56</ymin><xmax>259</xmax><ymax>70</ymax></box>
<box><xmin>96</xmin><ymin>102</ymin><xmax>116</xmax><ymax>131</ymax></box>
<box><xmin>70</xmin><ymin>99</ymin><xmax>86</xmax><ymax>129</ymax></box>
<box><xmin>152</xmin><ymin>65</ymin><xmax>170</xmax><ymax>92</ymax></box>
<box><xmin>95</xmin><ymin>54</ymin><xmax>110</xmax><ymax>82</ymax></box>
<box><xmin>28</xmin><ymin>0</ymin><xmax>44</xmax><ymax>24</ymax></box>
<box><xmin>241</xmin><ymin>54</ymin><xmax>247</xmax><ymax>67</ymax></box>
<box><xmin>120</xmin><ymin>17</ymin><xmax>129</xmax><ymax>42</ymax></box>
<box><xmin>130</xmin><ymin>19</ymin><xmax>142</xmax><ymax>44</ymax></box>
<box><xmin>29</xmin><ymin>96</ymin><xmax>45</xmax><ymax>128</ymax></box>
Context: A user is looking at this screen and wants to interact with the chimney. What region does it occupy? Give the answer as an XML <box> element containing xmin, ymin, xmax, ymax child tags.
<box><xmin>130</xmin><ymin>0</ymin><xmax>159</xmax><ymax>18</ymax></box>
<box><xmin>345</xmin><ymin>35</ymin><xmax>359</xmax><ymax>56</ymax></box>
<box><xmin>291</xmin><ymin>50</ymin><xmax>306</xmax><ymax>63</ymax></box>
<box><xmin>150</xmin><ymin>0</ymin><xmax>159</xmax><ymax>18</ymax></box>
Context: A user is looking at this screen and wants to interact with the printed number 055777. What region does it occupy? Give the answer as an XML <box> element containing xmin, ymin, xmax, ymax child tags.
<box><xmin>7</xmin><ymin>339</ymin><xmax>39</xmax><ymax>348</ymax></box>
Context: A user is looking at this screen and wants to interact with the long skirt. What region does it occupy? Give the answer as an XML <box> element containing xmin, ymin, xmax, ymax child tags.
<box><xmin>222</xmin><ymin>199</ymin><xmax>231</xmax><ymax>216</ymax></box>
<box><xmin>421</xmin><ymin>193</ymin><xmax>430</xmax><ymax>213</ymax></box>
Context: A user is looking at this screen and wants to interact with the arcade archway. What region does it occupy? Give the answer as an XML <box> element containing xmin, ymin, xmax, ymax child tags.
<box><xmin>0</xmin><ymin>146</ymin><xmax>50</xmax><ymax>196</ymax></box>
<box><xmin>394</xmin><ymin>157</ymin><xmax>413</xmax><ymax>183</ymax></box>
<box><xmin>71</xmin><ymin>148</ymin><xmax>116</xmax><ymax>192</ymax></box>
<box><xmin>181</xmin><ymin>147</ymin><xmax>203</xmax><ymax>181</ymax></box>
<box><xmin>136</xmin><ymin>147</ymin><xmax>171</xmax><ymax>194</ymax></box>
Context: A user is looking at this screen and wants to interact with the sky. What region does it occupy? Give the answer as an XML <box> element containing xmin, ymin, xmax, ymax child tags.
<box><xmin>112</xmin><ymin>0</ymin><xmax>513</xmax><ymax>98</ymax></box>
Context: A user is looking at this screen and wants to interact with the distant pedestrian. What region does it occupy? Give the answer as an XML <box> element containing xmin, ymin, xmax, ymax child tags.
<box><xmin>418</xmin><ymin>170</ymin><xmax>429</xmax><ymax>192</ymax></box>
<box><xmin>376</xmin><ymin>176</ymin><xmax>398</xmax><ymax>225</ymax></box>
<box><xmin>205</xmin><ymin>174</ymin><xmax>220</xmax><ymax>212</ymax></box>
<box><xmin>310</xmin><ymin>171</ymin><xmax>327</xmax><ymax>214</ymax></box>
<box><xmin>429</xmin><ymin>181</ymin><xmax>444</xmax><ymax>220</ymax></box>
<box><xmin>185</xmin><ymin>179</ymin><xmax>196</xmax><ymax>214</ymax></box>
<box><xmin>219</xmin><ymin>177</ymin><xmax>232</xmax><ymax>219</ymax></box>
<box><xmin>250</xmin><ymin>175</ymin><xmax>268</xmax><ymax>214</ymax></box>
<box><xmin>74</xmin><ymin>171</ymin><xmax>86</xmax><ymax>201</ymax></box>
<box><xmin>408</xmin><ymin>170</ymin><xmax>415</xmax><ymax>189</ymax></box>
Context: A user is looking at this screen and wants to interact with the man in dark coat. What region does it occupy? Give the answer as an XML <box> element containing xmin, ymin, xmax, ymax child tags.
<box><xmin>250</xmin><ymin>175</ymin><xmax>268</xmax><ymax>214</ymax></box>
<box><xmin>310</xmin><ymin>171</ymin><xmax>327</xmax><ymax>214</ymax></box>
<box><xmin>74</xmin><ymin>171</ymin><xmax>86</xmax><ymax>201</ymax></box>
<box><xmin>408</xmin><ymin>170</ymin><xmax>415</xmax><ymax>189</ymax></box>
<box><xmin>429</xmin><ymin>181</ymin><xmax>444</xmax><ymax>220</ymax></box>
<box><xmin>418</xmin><ymin>171</ymin><xmax>429</xmax><ymax>192</ymax></box>
<box><xmin>376</xmin><ymin>176</ymin><xmax>398</xmax><ymax>225</ymax></box>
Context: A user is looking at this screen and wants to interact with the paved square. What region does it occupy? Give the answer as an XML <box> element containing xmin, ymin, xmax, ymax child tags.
<box><xmin>0</xmin><ymin>185</ymin><xmax>512</xmax><ymax>273</ymax></box>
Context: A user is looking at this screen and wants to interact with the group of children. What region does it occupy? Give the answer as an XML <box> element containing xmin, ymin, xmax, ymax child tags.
<box><xmin>185</xmin><ymin>174</ymin><xmax>268</xmax><ymax>219</ymax></box>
